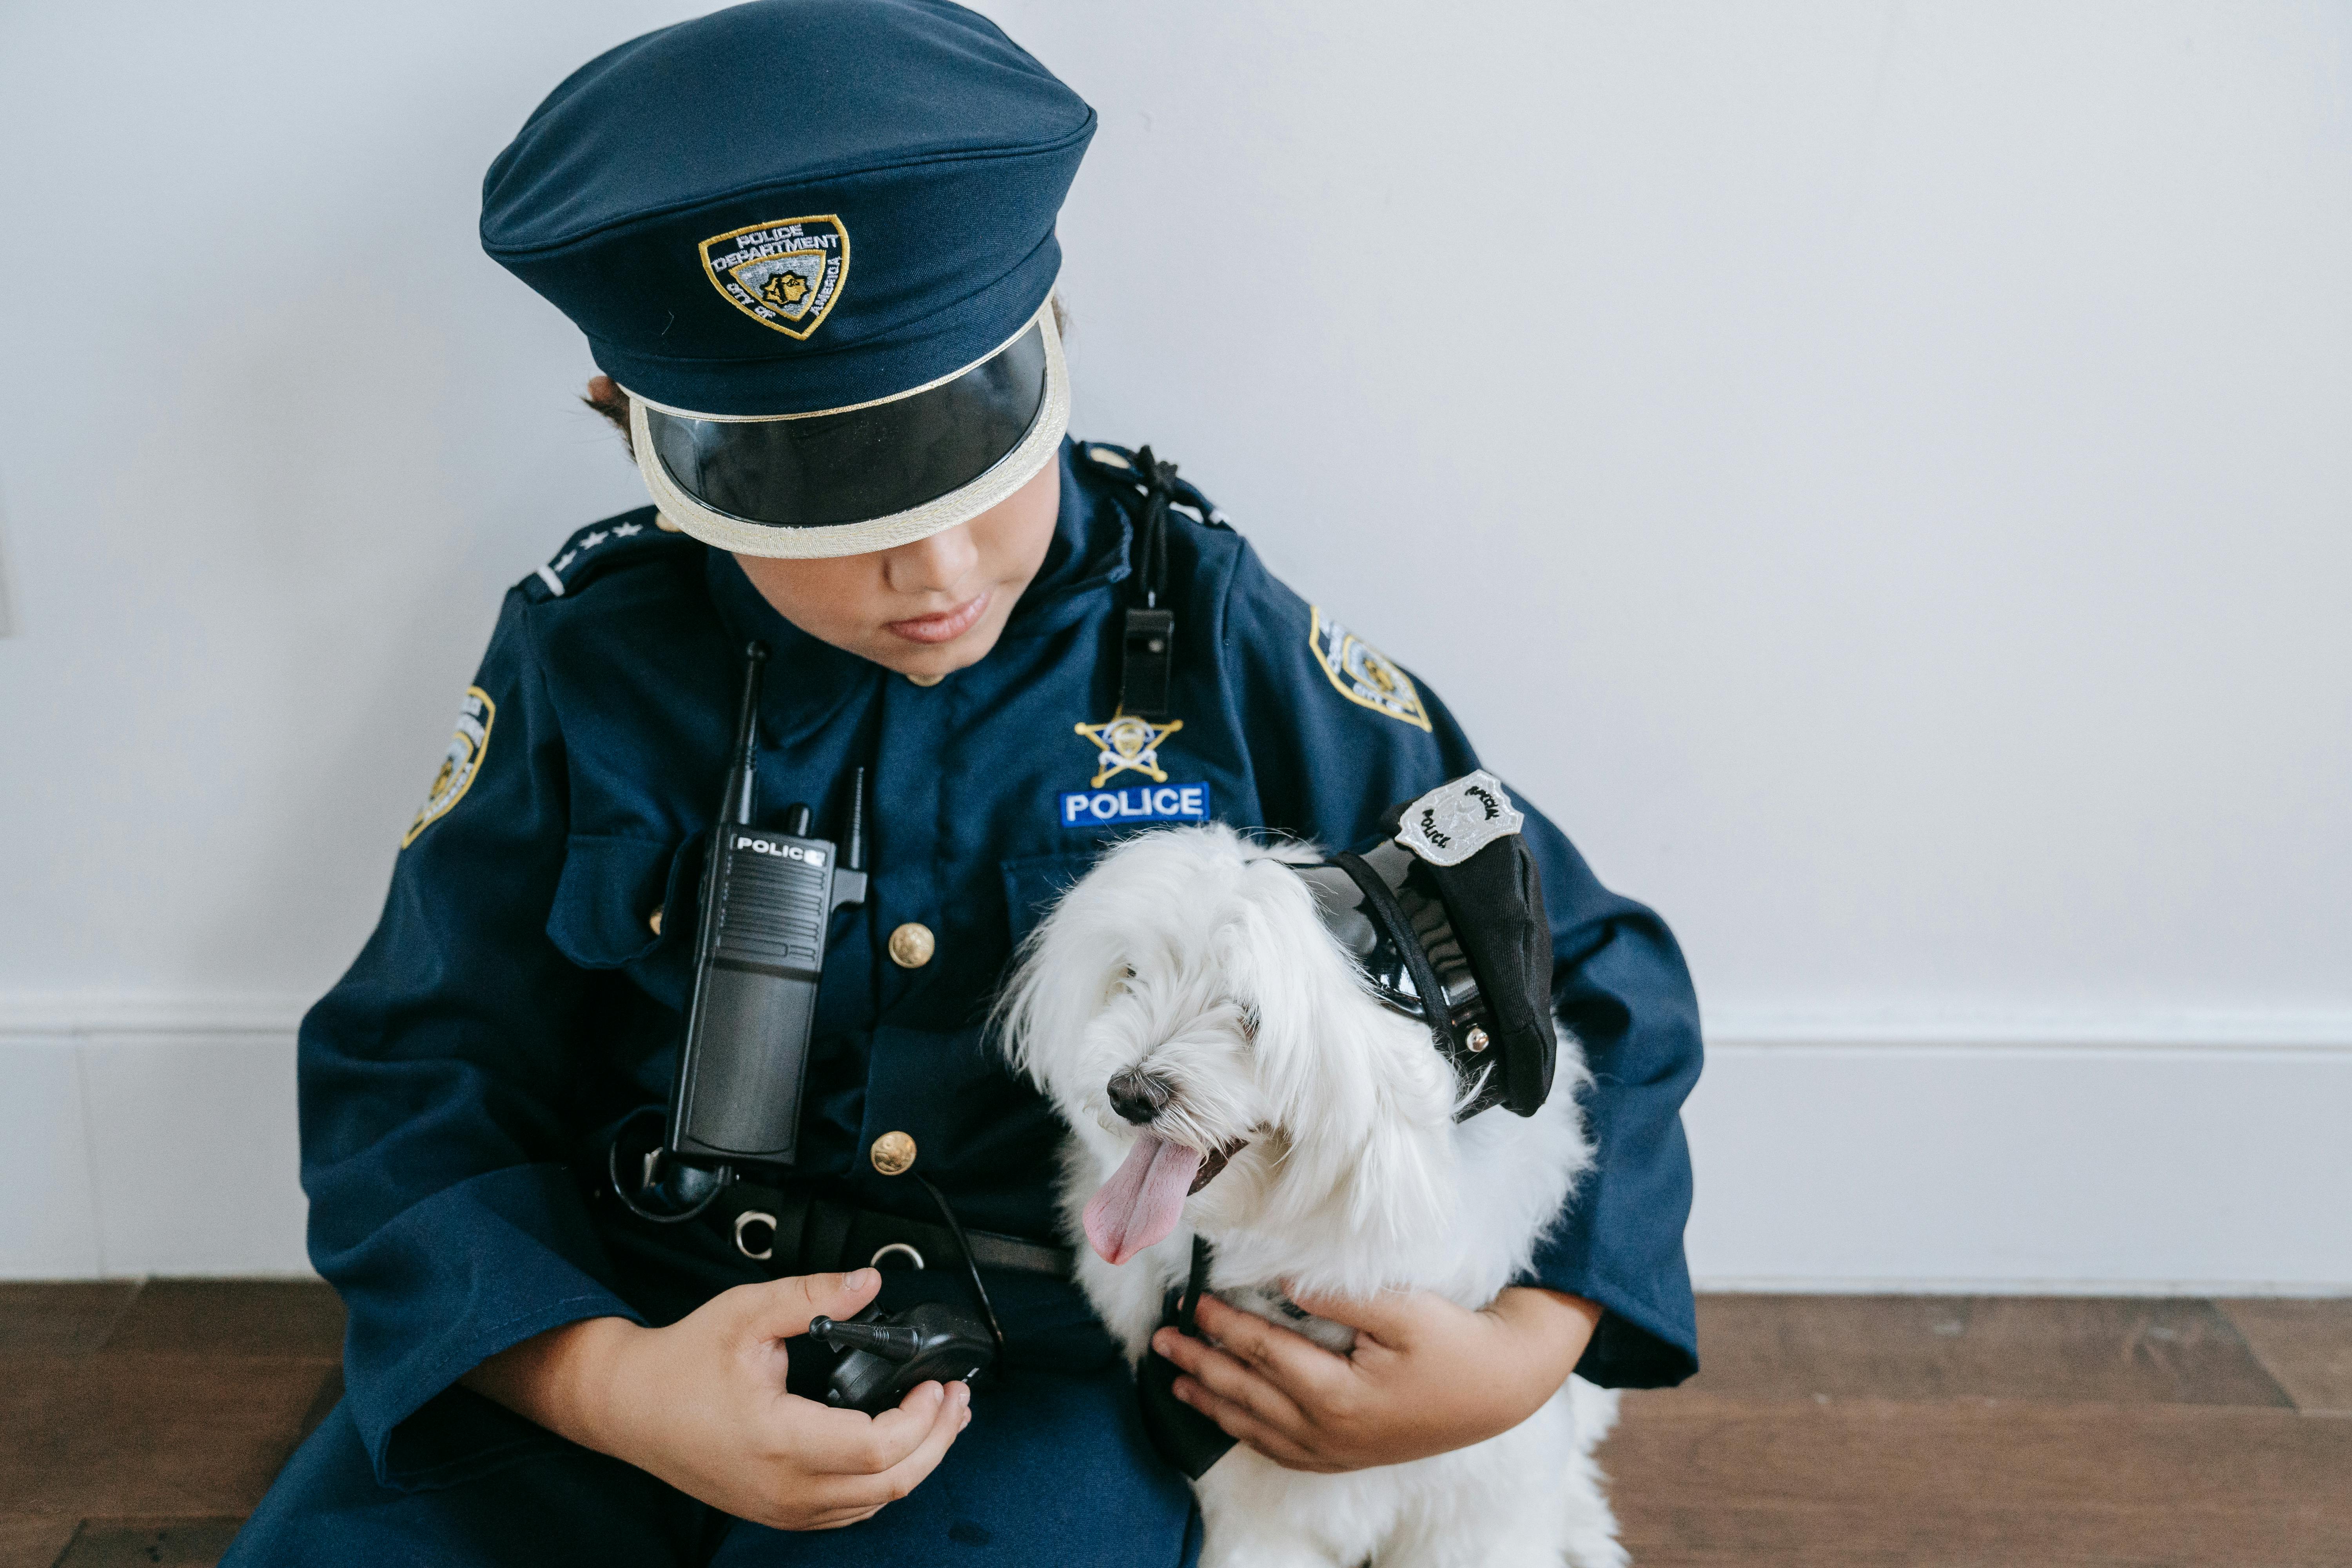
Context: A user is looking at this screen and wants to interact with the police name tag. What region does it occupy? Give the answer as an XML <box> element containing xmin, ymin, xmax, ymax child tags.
<box><xmin>1060</xmin><ymin>783</ymin><xmax>1212</xmax><ymax>829</ymax></box>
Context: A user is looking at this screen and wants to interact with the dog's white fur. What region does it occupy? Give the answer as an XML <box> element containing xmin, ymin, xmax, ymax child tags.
<box><xmin>1000</xmin><ymin>825</ymin><xmax>1627</xmax><ymax>1568</ymax></box>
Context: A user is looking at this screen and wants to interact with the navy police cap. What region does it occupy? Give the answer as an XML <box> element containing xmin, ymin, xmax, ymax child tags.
<box><xmin>481</xmin><ymin>0</ymin><xmax>1094</xmax><ymax>556</ymax></box>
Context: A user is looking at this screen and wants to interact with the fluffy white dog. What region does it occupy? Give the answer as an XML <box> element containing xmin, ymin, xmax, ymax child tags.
<box><xmin>1000</xmin><ymin>822</ymin><xmax>1627</xmax><ymax>1568</ymax></box>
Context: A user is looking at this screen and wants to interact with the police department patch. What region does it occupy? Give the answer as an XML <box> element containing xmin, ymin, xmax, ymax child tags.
<box><xmin>403</xmin><ymin>686</ymin><xmax>495</xmax><ymax>848</ymax></box>
<box><xmin>699</xmin><ymin>216</ymin><xmax>849</xmax><ymax>340</ymax></box>
<box><xmin>1308</xmin><ymin>607</ymin><xmax>1432</xmax><ymax>730</ymax></box>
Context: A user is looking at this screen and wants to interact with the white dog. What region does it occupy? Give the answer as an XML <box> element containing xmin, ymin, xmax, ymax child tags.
<box><xmin>1000</xmin><ymin>822</ymin><xmax>1627</xmax><ymax>1568</ymax></box>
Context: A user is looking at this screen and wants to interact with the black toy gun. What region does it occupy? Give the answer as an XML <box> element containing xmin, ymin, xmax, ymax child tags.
<box><xmin>808</xmin><ymin>1305</ymin><xmax>995</xmax><ymax>1413</ymax></box>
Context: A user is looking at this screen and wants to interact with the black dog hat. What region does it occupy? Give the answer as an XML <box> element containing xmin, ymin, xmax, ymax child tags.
<box><xmin>1295</xmin><ymin>773</ymin><xmax>1558</xmax><ymax>1119</ymax></box>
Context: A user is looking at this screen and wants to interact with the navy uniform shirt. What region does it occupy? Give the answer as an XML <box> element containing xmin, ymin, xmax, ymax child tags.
<box><xmin>300</xmin><ymin>439</ymin><xmax>1702</xmax><ymax>1488</ymax></box>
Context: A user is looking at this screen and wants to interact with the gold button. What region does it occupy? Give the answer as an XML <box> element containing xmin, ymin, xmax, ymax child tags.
<box><xmin>888</xmin><ymin>922</ymin><xmax>935</xmax><ymax>969</ymax></box>
<box><xmin>870</xmin><ymin>1131</ymin><xmax>917</xmax><ymax>1176</ymax></box>
<box><xmin>648</xmin><ymin>907</ymin><xmax>664</xmax><ymax>936</ymax></box>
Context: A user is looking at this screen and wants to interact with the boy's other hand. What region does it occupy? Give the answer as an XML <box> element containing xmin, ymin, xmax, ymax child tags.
<box><xmin>464</xmin><ymin>1269</ymin><xmax>969</xmax><ymax>1530</ymax></box>
<box><xmin>1150</xmin><ymin>1285</ymin><xmax>1597</xmax><ymax>1472</ymax></box>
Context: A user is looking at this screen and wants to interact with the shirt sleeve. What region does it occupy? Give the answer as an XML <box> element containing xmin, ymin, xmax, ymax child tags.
<box><xmin>299</xmin><ymin>588</ymin><xmax>645</xmax><ymax>1489</ymax></box>
<box><xmin>1221</xmin><ymin>541</ymin><xmax>1701</xmax><ymax>1387</ymax></box>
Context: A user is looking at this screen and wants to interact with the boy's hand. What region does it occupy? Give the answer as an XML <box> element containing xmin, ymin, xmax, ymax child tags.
<box><xmin>1150</xmin><ymin>1285</ymin><xmax>1598</xmax><ymax>1472</ymax></box>
<box><xmin>465</xmin><ymin>1269</ymin><xmax>968</xmax><ymax>1530</ymax></box>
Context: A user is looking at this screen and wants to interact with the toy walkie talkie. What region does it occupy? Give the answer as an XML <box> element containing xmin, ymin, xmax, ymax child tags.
<box><xmin>668</xmin><ymin>641</ymin><xmax>868</xmax><ymax>1169</ymax></box>
<box><xmin>619</xmin><ymin>646</ymin><xmax>1002</xmax><ymax>1401</ymax></box>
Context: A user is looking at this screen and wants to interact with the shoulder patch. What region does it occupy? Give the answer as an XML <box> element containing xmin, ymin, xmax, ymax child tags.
<box><xmin>1308</xmin><ymin>606</ymin><xmax>1432</xmax><ymax>731</ymax></box>
<box><xmin>403</xmin><ymin>686</ymin><xmax>494</xmax><ymax>848</ymax></box>
<box><xmin>521</xmin><ymin>507</ymin><xmax>696</xmax><ymax>602</ymax></box>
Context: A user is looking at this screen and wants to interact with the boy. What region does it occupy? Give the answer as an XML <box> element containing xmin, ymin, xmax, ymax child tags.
<box><xmin>226</xmin><ymin>2</ymin><xmax>1700</xmax><ymax>1563</ymax></box>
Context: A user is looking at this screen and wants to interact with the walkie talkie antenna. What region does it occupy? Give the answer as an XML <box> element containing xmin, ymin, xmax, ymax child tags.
<box><xmin>719</xmin><ymin>642</ymin><xmax>768</xmax><ymax>828</ymax></box>
<box><xmin>844</xmin><ymin>766</ymin><xmax>867</xmax><ymax>873</ymax></box>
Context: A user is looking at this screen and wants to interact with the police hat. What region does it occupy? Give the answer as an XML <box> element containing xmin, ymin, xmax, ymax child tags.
<box><xmin>481</xmin><ymin>0</ymin><xmax>1094</xmax><ymax>556</ymax></box>
<box><xmin>1297</xmin><ymin>773</ymin><xmax>1559</xmax><ymax>1120</ymax></box>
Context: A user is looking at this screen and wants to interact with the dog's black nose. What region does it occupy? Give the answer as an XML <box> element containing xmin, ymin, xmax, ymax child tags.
<box><xmin>1107</xmin><ymin>1067</ymin><xmax>1173</xmax><ymax>1125</ymax></box>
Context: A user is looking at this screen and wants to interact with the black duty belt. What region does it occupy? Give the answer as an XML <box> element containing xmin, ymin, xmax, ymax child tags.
<box><xmin>711</xmin><ymin>1179</ymin><xmax>1073</xmax><ymax>1281</ymax></box>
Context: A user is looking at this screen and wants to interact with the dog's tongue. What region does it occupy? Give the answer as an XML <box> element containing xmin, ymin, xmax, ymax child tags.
<box><xmin>1082</xmin><ymin>1134</ymin><xmax>1203</xmax><ymax>1265</ymax></box>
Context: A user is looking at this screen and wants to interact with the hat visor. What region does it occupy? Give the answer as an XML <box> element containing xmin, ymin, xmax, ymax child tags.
<box><xmin>626</xmin><ymin>301</ymin><xmax>1068</xmax><ymax>559</ymax></box>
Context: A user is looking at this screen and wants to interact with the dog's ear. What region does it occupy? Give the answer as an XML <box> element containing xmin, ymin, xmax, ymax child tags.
<box><xmin>997</xmin><ymin>829</ymin><xmax>1238</xmax><ymax>1106</ymax></box>
<box><xmin>1227</xmin><ymin>863</ymin><xmax>1458</xmax><ymax>1254</ymax></box>
<box><xmin>995</xmin><ymin>873</ymin><xmax>1118</xmax><ymax>1099</ymax></box>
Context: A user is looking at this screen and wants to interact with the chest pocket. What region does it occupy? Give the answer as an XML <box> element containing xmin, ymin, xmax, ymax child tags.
<box><xmin>546</xmin><ymin>833</ymin><xmax>701</xmax><ymax>969</ymax></box>
<box><xmin>998</xmin><ymin>849</ymin><xmax>1100</xmax><ymax>956</ymax></box>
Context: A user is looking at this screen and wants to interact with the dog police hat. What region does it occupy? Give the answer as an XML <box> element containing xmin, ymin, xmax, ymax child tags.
<box><xmin>481</xmin><ymin>0</ymin><xmax>1094</xmax><ymax>557</ymax></box>
<box><xmin>1297</xmin><ymin>773</ymin><xmax>1559</xmax><ymax>1120</ymax></box>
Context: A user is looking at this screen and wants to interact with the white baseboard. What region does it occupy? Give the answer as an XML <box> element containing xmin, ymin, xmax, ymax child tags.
<box><xmin>0</xmin><ymin>1029</ymin><xmax>312</xmax><ymax>1279</ymax></box>
<box><xmin>1682</xmin><ymin>1038</ymin><xmax>2352</xmax><ymax>1294</ymax></box>
<box><xmin>0</xmin><ymin>991</ymin><xmax>314</xmax><ymax>1037</ymax></box>
<box><xmin>4</xmin><ymin>996</ymin><xmax>2348</xmax><ymax>1290</ymax></box>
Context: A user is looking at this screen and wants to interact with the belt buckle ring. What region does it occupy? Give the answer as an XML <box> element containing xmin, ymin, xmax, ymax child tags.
<box><xmin>869</xmin><ymin>1241</ymin><xmax>925</xmax><ymax>1271</ymax></box>
<box><xmin>733</xmin><ymin>1210</ymin><xmax>777</xmax><ymax>1262</ymax></box>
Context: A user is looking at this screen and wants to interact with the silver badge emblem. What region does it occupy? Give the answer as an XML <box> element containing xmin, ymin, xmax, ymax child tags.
<box><xmin>1394</xmin><ymin>771</ymin><xmax>1524</xmax><ymax>867</ymax></box>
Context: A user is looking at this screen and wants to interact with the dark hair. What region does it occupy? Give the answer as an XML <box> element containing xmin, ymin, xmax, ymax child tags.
<box><xmin>582</xmin><ymin>380</ymin><xmax>633</xmax><ymax>455</ymax></box>
<box><xmin>581</xmin><ymin>296</ymin><xmax>1068</xmax><ymax>458</ymax></box>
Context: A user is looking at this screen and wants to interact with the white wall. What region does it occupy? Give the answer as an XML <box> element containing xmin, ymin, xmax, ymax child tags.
<box><xmin>2</xmin><ymin>2</ymin><xmax>2346</xmax><ymax>1285</ymax></box>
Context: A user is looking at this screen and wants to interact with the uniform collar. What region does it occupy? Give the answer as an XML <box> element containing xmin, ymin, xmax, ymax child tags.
<box><xmin>998</xmin><ymin>438</ymin><xmax>1130</xmax><ymax>640</ymax></box>
<box><xmin>705</xmin><ymin>549</ymin><xmax>872</xmax><ymax>693</ymax></box>
<box><xmin>705</xmin><ymin>438</ymin><xmax>1129</xmax><ymax>665</ymax></box>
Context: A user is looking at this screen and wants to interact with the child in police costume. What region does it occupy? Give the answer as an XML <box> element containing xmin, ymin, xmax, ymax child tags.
<box><xmin>224</xmin><ymin>3</ymin><xmax>1701</xmax><ymax>1564</ymax></box>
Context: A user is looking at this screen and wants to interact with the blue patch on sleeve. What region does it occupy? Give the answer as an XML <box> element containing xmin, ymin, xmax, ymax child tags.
<box><xmin>1059</xmin><ymin>783</ymin><xmax>1213</xmax><ymax>829</ymax></box>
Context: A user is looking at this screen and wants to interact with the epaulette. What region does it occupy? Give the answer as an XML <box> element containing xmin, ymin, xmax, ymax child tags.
<box><xmin>1074</xmin><ymin>441</ymin><xmax>1233</xmax><ymax>532</ymax></box>
<box><xmin>518</xmin><ymin>506</ymin><xmax>700</xmax><ymax>603</ymax></box>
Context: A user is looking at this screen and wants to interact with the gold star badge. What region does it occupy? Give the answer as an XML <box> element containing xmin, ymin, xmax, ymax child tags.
<box><xmin>1074</xmin><ymin>712</ymin><xmax>1183</xmax><ymax>788</ymax></box>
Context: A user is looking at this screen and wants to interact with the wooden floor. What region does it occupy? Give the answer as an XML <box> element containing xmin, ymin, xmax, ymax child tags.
<box><xmin>1</xmin><ymin>1285</ymin><xmax>2345</xmax><ymax>1566</ymax></box>
<box><xmin>1612</xmin><ymin>1296</ymin><xmax>2352</xmax><ymax>1567</ymax></box>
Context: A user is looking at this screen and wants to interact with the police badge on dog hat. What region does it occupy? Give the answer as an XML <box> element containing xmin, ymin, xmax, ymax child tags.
<box><xmin>480</xmin><ymin>0</ymin><xmax>1093</xmax><ymax>557</ymax></box>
